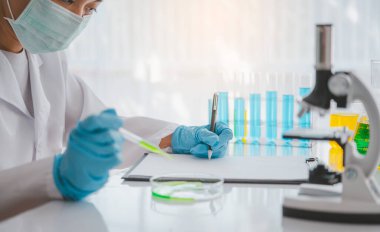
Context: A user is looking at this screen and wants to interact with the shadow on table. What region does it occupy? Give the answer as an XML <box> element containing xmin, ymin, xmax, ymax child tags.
<box><xmin>0</xmin><ymin>201</ymin><xmax>108</xmax><ymax>232</ymax></box>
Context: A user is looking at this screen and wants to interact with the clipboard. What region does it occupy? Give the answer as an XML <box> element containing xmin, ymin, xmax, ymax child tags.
<box><xmin>122</xmin><ymin>153</ymin><xmax>309</xmax><ymax>185</ymax></box>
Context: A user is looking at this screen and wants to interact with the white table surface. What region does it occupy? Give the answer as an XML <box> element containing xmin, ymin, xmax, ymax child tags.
<box><xmin>1</xmin><ymin>145</ymin><xmax>380</xmax><ymax>232</ymax></box>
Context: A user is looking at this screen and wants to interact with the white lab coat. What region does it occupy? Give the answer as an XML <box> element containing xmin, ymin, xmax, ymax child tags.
<box><xmin>0</xmin><ymin>50</ymin><xmax>177</xmax><ymax>220</ymax></box>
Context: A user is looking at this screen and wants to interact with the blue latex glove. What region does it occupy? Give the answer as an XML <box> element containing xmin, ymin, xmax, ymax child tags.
<box><xmin>171</xmin><ymin>122</ymin><xmax>233</xmax><ymax>159</ymax></box>
<box><xmin>53</xmin><ymin>109</ymin><xmax>125</xmax><ymax>201</ymax></box>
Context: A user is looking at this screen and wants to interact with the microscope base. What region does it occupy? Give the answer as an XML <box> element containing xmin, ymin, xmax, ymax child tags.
<box><xmin>283</xmin><ymin>195</ymin><xmax>380</xmax><ymax>224</ymax></box>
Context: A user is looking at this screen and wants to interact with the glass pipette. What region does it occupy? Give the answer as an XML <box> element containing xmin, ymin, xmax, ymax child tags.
<box><xmin>119</xmin><ymin>128</ymin><xmax>173</xmax><ymax>159</ymax></box>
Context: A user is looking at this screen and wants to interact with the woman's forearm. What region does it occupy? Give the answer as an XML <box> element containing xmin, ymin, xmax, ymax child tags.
<box><xmin>0</xmin><ymin>157</ymin><xmax>61</xmax><ymax>221</ymax></box>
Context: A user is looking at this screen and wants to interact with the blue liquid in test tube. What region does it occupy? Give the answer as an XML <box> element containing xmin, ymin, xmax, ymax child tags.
<box><xmin>299</xmin><ymin>88</ymin><xmax>311</xmax><ymax>147</ymax></box>
<box><xmin>208</xmin><ymin>99</ymin><xmax>212</xmax><ymax>123</ymax></box>
<box><xmin>234</xmin><ymin>97</ymin><xmax>245</xmax><ymax>141</ymax></box>
<box><xmin>282</xmin><ymin>94</ymin><xmax>294</xmax><ymax>145</ymax></box>
<box><xmin>250</xmin><ymin>94</ymin><xmax>261</xmax><ymax>144</ymax></box>
<box><xmin>218</xmin><ymin>92</ymin><xmax>229</xmax><ymax>125</ymax></box>
<box><xmin>266</xmin><ymin>91</ymin><xmax>277</xmax><ymax>144</ymax></box>
<box><xmin>208</xmin><ymin>92</ymin><xmax>229</xmax><ymax>124</ymax></box>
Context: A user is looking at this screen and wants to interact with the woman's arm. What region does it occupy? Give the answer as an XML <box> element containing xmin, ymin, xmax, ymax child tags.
<box><xmin>159</xmin><ymin>134</ymin><xmax>172</xmax><ymax>149</ymax></box>
<box><xmin>0</xmin><ymin>157</ymin><xmax>61</xmax><ymax>221</ymax></box>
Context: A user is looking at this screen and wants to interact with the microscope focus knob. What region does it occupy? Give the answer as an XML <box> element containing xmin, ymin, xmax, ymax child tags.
<box><xmin>328</xmin><ymin>73</ymin><xmax>351</xmax><ymax>97</ymax></box>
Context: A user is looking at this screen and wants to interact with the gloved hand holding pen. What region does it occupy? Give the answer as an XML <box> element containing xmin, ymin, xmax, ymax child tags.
<box><xmin>171</xmin><ymin>122</ymin><xmax>233</xmax><ymax>159</ymax></box>
<box><xmin>53</xmin><ymin>109</ymin><xmax>125</xmax><ymax>201</ymax></box>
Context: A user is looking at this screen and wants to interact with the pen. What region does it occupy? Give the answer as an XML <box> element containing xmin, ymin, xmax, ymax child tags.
<box><xmin>208</xmin><ymin>93</ymin><xmax>219</xmax><ymax>160</ymax></box>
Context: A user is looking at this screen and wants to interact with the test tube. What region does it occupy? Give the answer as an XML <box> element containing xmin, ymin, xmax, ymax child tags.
<box><xmin>241</xmin><ymin>72</ymin><xmax>251</xmax><ymax>144</ymax></box>
<box><xmin>298</xmin><ymin>74</ymin><xmax>312</xmax><ymax>147</ymax></box>
<box><xmin>234</xmin><ymin>97</ymin><xmax>245</xmax><ymax>141</ymax></box>
<box><xmin>218</xmin><ymin>92</ymin><xmax>229</xmax><ymax>125</ymax></box>
<box><xmin>266</xmin><ymin>73</ymin><xmax>278</xmax><ymax>145</ymax></box>
<box><xmin>282</xmin><ymin>73</ymin><xmax>295</xmax><ymax>146</ymax></box>
<box><xmin>250</xmin><ymin>93</ymin><xmax>261</xmax><ymax>144</ymax></box>
<box><xmin>208</xmin><ymin>92</ymin><xmax>229</xmax><ymax>125</ymax></box>
<box><xmin>249</xmin><ymin>73</ymin><xmax>262</xmax><ymax>144</ymax></box>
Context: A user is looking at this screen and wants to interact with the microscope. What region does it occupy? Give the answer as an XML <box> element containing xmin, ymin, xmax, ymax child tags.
<box><xmin>282</xmin><ymin>25</ymin><xmax>380</xmax><ymax>224</ymax></box>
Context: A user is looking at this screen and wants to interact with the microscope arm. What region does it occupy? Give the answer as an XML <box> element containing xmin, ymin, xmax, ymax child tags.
<box><xmin>342</xmin><ymin>73</ymin><xmax>380</xmax><ymax>178</ymax></box>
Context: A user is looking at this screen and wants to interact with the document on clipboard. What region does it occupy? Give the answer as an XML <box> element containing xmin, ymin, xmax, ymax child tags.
<box><xmin>122</xmin><ymin>153</ymin><xmax>309</xmax><ymax>185</ymax></box>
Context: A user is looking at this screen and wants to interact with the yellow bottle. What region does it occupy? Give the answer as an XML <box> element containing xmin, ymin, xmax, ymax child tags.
<box><xmin>329</xmin><ymin>113</ymin><xmax>359</xmax><ymax>172</ymax></box>
<box><xmin>242</xmin><ymin>110</ymin><xmax>248</xmax><ymax>144</ymax></box>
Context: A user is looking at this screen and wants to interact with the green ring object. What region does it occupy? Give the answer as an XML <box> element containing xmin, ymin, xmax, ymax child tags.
<box><xmin>150</xmin><ymin>173</ymin><xmax>224</xmax><ymax>203</ymax></box>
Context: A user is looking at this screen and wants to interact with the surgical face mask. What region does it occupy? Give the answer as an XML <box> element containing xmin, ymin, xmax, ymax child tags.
<box><xmin>5</xmin><ymin>0</ymin><xmax>91</xmax><ymax>54</ymax></box>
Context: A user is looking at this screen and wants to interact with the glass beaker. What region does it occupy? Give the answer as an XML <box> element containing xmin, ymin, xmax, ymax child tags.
<box><xmin>328</xmin><ymin>113</ymin><xmax>359</xmax><ymax>172</ymax></box>
<box><xmin>354</xmin><ymin>116</ymin><xmax>369</xmax><ymax>155</ymax></box>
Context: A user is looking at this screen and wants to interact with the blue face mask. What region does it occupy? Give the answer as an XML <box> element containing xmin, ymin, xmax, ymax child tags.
<box><xmin>5</xmin><ymin>0</ymin><xmax>91</xmax><ymax>54</ymax></box>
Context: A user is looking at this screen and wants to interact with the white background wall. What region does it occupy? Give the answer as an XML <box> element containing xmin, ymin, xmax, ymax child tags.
<box><xmin>67</xmin><ymin>0</ymin><xmax>380</xmax><ymax>126</ymax></box>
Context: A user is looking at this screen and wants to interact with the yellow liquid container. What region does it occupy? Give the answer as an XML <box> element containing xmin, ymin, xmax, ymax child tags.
<box><xmin>329</xmin><ymin>113</ymin><xmax>359</xmax><ymax>172</ymax></box>
<box><xmin>242</xmin><ymin>110</ymin><xmax>248</xmax><ymax>144</ymax></box>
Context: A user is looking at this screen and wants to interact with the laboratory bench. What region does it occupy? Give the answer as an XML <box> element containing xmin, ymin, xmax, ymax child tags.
<box><xmin>1</xmin><ymin>144</ymin><xmax>380</xmax><ymax>232</ymax></box>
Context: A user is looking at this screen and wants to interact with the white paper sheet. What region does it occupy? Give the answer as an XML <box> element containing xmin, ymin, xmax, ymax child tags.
<box><xmin>123</xmin><ymin>154</ymin><xmax>309</xmax><ymax>184</ymax></box>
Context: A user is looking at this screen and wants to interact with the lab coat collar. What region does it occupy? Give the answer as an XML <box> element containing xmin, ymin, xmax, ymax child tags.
<box><xmin>30</xmin><ymin>51</ymin><xmax>44</xmax><ymax>67</ymax></box>
<box><xmin>0</xmin><ymin>51</ymin><xmax>32</xmax><ymax>117</ymax></box>
<box><xmin>26</xmin><ymin>51</ymin><xmax>51</xmax><ymax>121</ymax></box>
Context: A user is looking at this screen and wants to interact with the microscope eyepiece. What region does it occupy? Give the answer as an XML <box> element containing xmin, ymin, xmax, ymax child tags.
<box><xmin>315</xmin><ymin>24</ymin><xmax>332</xmax><ymax>71</ymax></box>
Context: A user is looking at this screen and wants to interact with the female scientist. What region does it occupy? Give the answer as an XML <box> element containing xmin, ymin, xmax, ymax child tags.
<box><xmin>0</xmin><ymin>0</ymin><xmax>233</xmax><ymax>220</ymax></box>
